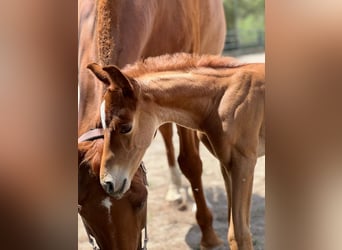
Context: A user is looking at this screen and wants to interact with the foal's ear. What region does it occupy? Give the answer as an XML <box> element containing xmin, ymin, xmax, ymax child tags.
<box><xmin>87</xmin><ymin>63</ymin><xmax>111</xmax><ymax>86</ymax></box>
<box><xmin>87</xmin><ymin>63</ymin><xmax>134</xmax><ymax>95</ymax></box>
<box><xmin>102</xmin><ymin>65</ymin><xmax>134</xmax><ymax>93</ymax></box>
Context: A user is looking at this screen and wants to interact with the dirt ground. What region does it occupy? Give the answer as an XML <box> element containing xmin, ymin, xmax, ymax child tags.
<box><xmin>78</xmin><ymin>53</ymin><xmax>265</xmax><ymax>250</ymax></box>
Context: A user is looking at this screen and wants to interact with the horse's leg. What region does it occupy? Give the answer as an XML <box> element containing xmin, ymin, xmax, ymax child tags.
<box><xmin>158</xmin><ymin>123</ymin><xmax>182</xmax><ymax>202</ymax></box>
<box><xmin>199</xmin><ymin>132</ymin><xmax>237</xmax><ymax>249</ymax></box>
<box><xmin>199</xmin><ymin>129</ymin><xmax>256</xmax><ymax>250</ymax></box>
<box><xmin>226</xmin><ymin>151</ymin><xmax>256</xmax><ymax>250</ymax></box>
<box><xmin>177</xmin><ymin>126</ymin><xmax>223</xmax><ymax>249</ymax></box>
<box><xmin>220</xmin><ymin>164</ymin><xmax>237</xmax><ymax>250</ymax></box>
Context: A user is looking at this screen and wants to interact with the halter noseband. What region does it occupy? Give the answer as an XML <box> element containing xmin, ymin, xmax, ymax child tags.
<box><xmin>78</xmin><ymin>129</ymin><xmax>149</xmax><ymax>250</ymax></box>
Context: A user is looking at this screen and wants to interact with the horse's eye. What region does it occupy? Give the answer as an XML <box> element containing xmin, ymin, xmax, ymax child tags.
<box><xmin>119</xmin><ymin>123</ymin><xmax>132</xmax><ymax>134</ymax></box>
<box><xmin>136</xmin><ymin>201</ymin><xmax>146</xmax><ymax>210</ymax></box>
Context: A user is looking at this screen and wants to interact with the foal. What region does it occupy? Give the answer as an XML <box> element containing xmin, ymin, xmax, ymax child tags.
<box><xmin>88</xmin><ymin>53</ymin><xmax>265</xmax><ymax>250</ymax></box>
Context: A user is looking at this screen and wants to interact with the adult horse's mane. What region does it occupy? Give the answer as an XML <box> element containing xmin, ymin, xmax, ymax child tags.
<box><xmin>96</xmin><ymin>0</ymin><xmax>117</xmax><ymax>65</ymax></box>
<box><xmin>123</xmin><ymin>53</ymin><xmax>244</xmax><ymax>77</ymax></box>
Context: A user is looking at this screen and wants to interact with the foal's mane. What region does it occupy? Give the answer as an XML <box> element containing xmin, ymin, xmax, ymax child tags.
<box><xmin>122</xmin><ymin>53</ymin><xmax>244</xmax><ymax>77</ymax></box>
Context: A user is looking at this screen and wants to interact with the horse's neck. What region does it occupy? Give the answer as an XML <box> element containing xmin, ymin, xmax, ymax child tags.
<box><xmin>95</xmin><ymin>0</ymin><xmax>126</xmax><ymax>66</ymax></box>
<box><xmin>141</xmin><ymin>72</ymin><xmax>224</xmax><ymax>130</ymax></box>
<box><xmin>79</xmin><ymin>0</ymin><xmax>121</xmax><ymax>134</ymax></box>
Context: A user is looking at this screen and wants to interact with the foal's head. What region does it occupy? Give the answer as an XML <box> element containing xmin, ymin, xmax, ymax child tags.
<box><xmin>87</xmin><ymin>63</ymin><xmax>157</xmax><ymax>198</ymax></box>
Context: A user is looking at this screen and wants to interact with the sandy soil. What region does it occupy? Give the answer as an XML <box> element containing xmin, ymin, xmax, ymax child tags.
<box><xmin>78</xmin><ymin>53</ymin><xmax>265</xmax><ymax>250</ymax></box>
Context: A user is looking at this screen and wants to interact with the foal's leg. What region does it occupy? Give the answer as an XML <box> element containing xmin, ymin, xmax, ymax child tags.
<box><xmin>177</xmin><ymin>126</ymin><xmax>223</xmax><ymax>249</ymax></box>
<box><xmin>219</xmin><ymin>164</ymin><xmax>235</xmax><ymax>248</ymax></box>
<box><xmin>227</xmin><ymin>151</ymin><xmax>256</xmax><ymax>250</ymax></box>
<box><xmin>198</xmin><ymin>133</ymin><xmax>238</xmax><ymax>249</ymax></box>
<box><xmin>158</xmin><ymin>123</ymin><xmax>182</xmax><ymax>202</ymax></box>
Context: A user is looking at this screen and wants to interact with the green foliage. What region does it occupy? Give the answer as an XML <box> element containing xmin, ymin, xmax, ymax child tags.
<box><xmin>222</xmin><ymin>0</ymin><xmax>264</xmax><ymax>31</ymax></box>
<box><xmin>223</xmin><ymin>0</ymin><xmax>236</xmax><ymax>30</ymax></box>
<box><xmin>222</xmin><ymin>0</ymin><xmax>264</xmax><ymax>49</ymax></box>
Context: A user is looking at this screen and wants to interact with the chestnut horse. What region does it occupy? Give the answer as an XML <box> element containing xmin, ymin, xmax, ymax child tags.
<box><xmin>87</xmin><ymin>53</ymin><xmax>265</xmax><ymax>250</ymax></box>
<box><xmin>78</xmin><ymin>0</ymin><xmax>226</xmax><ymax>249</ymax></box>
<box><xmin>79</xmin><ymin>0</ymin><xmax>226</xmax><ymax>202</ymax></box>
<box><xmin>78</xmin><ymin>139</ymin><xmax>148</xmax><ymax>249</ymax></box>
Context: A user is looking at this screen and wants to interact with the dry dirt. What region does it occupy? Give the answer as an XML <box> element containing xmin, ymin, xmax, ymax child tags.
<box><xmin>78</xmin><ymin>53</ymin><xmax>265</xmax><ymax>250</ymax></box>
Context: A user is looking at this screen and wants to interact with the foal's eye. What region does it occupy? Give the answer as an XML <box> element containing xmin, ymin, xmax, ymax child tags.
<box><xmin>119</xmin><ymin>123</ymin><xmax>132</xmax><ymax>134</ymax></box>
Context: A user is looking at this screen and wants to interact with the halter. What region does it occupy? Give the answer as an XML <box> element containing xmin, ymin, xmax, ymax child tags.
<box><xmin>78</xmin><ymin>128</ymin><xmax>105</xmax><ymax>143</ymax></box>
<box><xmin>78</xmin><ymin>129</ymin><xmax>149</xmax><ymax>250</ymax></box>
<box><xmin>139</xmin><ymin>161</ymin><xmax>148</xmax><ymax>250</ymax></box>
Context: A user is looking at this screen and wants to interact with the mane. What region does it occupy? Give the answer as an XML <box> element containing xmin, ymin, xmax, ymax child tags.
<box><xmin>122</xmin><ymin>53</ymin><xmax>244</xmax><ymax>77</ymax></box>
<box><xmin>79</xmin><ymin>139</ymin><xmax>103</xmax><ymax>176</ymax></box>
<box><xmin>96</xmin><ymin>0</ymin><xmax>119</xmax><ymax>65</ymax></box>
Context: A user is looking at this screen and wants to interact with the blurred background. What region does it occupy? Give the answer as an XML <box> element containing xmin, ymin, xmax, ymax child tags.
<box><xmin>3</xmin><ymin>0</ymin><xmax>342</xmax><ymax>249</ymax></box>
<box><xmin>222</xmin><ymin>0</ymin><xmax>264</xmax><ymax>55</ymax></box>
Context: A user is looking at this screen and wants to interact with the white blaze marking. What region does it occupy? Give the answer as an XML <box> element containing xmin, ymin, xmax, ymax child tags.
<box><xmin>101</xmin><ymin>197</ymin><xmax>112</xmax><ymax>223</ymax></box>
<box><xmin>100</xmin><ymin>100</ymin><xmax>106</xmax><ymax>128</ymax></box>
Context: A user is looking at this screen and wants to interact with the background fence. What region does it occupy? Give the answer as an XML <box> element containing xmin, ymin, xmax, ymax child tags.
<box><xmin>224</xmin><ymin>29</ymin><xmax>264</xmax><ymax>52</ymax></box>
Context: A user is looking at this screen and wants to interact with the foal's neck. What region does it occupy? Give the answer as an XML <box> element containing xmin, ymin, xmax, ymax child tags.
<box><xmin>140</xmin><ymin>71</ymin><xmax>224</xmax><ymax>130</ymax></box>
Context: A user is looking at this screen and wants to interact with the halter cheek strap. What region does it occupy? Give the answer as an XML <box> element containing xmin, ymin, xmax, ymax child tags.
<box><xmin>78</xmin><ymin>128</ymin><xmax>105</xmax><ymax>143</ymax></box>
<box><xmin>139</xmin><ymin>161</ymin><xmax>148</xmax><ymax>250</ymax></box>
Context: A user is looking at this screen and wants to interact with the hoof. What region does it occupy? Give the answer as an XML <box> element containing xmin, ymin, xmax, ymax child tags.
<box><xmin>200</xmin><ymin>243</ymin><xmax>224</xmax><ymax>250</ymax></box>
<box><xmin>165</xmin><ymin>183</ymin><xmax>182</xmax><ymax>203</ymax></box>
<box><xmin>177</xmin><ymin>202</ymin><xmax>188</xmax><ymax>211</ymax></box>
<box><xmin>200</xmin><ymin>233</ymin><xmax>224</xmax><ymax>250</ymax></box>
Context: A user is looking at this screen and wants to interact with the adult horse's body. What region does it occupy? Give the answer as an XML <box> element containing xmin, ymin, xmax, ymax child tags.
<box><xmin>88</xmin><ymin>53</ymin><xmax>265</xmax><ymax>250</ymax></box>
<box><xmin>78</xmin><ymin>0</ymin><xmax>226</xmax><ymax>249</ymax></box>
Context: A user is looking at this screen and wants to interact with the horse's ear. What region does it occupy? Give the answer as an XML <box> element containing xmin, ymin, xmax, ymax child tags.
<box><xmin>102</xmin><ymin>65</ymin><xmax>134</xmax><ymax>93</ymax></box>
<box><xmin>87</xmin><ymin>63</ymin><xmax>111</xmax><ymax>86</ymax></box>
<box><xmin>87</xmin><ymin>63</ymin><xmax>134</xmax><ymax>95</ymax></box>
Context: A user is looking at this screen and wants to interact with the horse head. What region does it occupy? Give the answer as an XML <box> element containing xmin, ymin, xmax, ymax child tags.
<box><xmin>87</xmin><ymin>63</ymin><xmax>157</xmax><ymax>199</ymax></box>
<box><xmin>78</xmin><ymin>139</ymin><xmax>148</xmax><ymax>249</ymax></box>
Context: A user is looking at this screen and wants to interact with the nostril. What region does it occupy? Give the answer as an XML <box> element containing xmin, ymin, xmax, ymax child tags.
<box><xmin>105</xmin><ymin>181</ymin><xmax>114</xmax><ymax>194</ymax></box>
